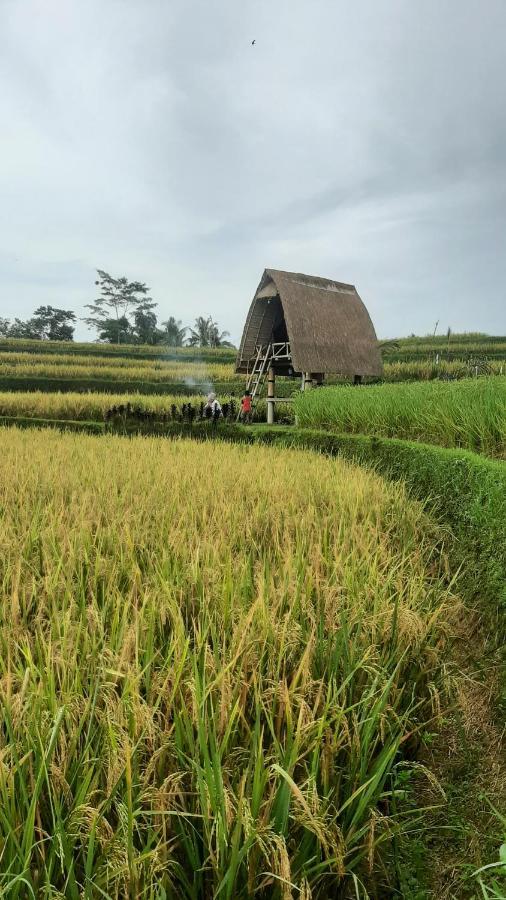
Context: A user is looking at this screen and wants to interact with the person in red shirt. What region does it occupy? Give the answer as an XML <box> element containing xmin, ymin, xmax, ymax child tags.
<box><xmin>240</xmin><ymin>390</ymin><xmax>252</xmax><ymax>424</ymax></box>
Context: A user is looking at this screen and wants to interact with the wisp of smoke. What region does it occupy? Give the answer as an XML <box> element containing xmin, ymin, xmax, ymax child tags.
<box><xmin>184</xmin><ymin>375</ymin><xmax>214</xmax><ymax>395</ymax></box>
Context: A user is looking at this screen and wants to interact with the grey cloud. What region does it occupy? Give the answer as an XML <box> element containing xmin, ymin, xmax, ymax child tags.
<box><xmin>0</xmin><ymin>0</ymin><xmax>505</xmax><ymax>342</ymax></box>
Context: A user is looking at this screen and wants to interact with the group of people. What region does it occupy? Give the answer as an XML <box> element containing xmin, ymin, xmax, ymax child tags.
<box><xmin>204</xmin><ymin>390</ymin><xmax>252</xmax><ymax>423</ymax></box>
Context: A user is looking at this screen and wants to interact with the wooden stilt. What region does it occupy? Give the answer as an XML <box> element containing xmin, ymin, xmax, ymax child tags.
<box><xmin>267</xmin><ymin>366</ymin><xmax>275</xmax><ymax>424</ymax></box>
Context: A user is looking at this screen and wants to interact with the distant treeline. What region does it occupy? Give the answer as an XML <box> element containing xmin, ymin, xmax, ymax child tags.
<box><xmin>0</xmin><ymin>270</ymin><xmax>236</xmax><ymax>348</ymax></box>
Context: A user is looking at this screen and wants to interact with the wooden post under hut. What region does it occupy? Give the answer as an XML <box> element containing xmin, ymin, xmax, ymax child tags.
<box><xmin>267</xmin><ymin>366</ymin><xmax>275</xmax><ymax>424</ymax></box>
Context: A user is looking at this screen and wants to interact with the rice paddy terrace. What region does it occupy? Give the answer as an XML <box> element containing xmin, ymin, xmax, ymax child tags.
<box><xmin>0</xmin><ymin>334</ymin><xmax>504</xmax><ymax>898</ymax></box>
<box><xmin>0</xmin><ymin>430</ymin><xmax>455</xmax><ymax>898</ymax></box>
<box><xmin>0</xmin><ymin>333</ymin><xmax>505</xmax><ymax>455</ymax></box>
<box><xmin>295</xmin><ymin>378</ymin><xmax>506</xmax><ymax>458</ymax></box>
<box><xmin>0</xmin><ymin>332</ymin><xmax>505</xmax><ymax>395</ymax></box>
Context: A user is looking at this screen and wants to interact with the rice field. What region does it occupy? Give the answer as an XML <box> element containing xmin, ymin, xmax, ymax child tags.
<box><xmin>383</xmin><ymin>359</ymin><xmax>505</xmax><ymax>381</ymax></box>
<box><xmin>2</xmin><ymin>374</ymin><xmax>505</xmax><ymax>453</ymax></box>
<box><xmin>0</xmin><ymin>428</ymin><xmax>454</xmax><ymax>898</ymax></box>
<box><xmin>1</xmin><ymin>332</ymin><xmax>504</xmax><ymax>365</ymax></box>
<box><xmin>0</xmin><ymin>339</ymin><xmax>237</xmax><ymax>363</ymax></box>
<box><xmin>0</xmin><ymin>353</ymin><xmax>235</xmax><ymax>384</ymax></box>
<box><xmin>384</xmin><ymin>333</ymin><xmax>506</xmax><ymax>363</ymax></box>
<box><xmin>294</xmin><ymin>378</ymin><xmax>506</xmax><ymax>458</ymax></box>
<box><xmin>1</xmin><ymin>338</ymin><xmax>505</xmax><ymax>394</ymax></box>
<box><xmin>2</xmin><ymin>355</ymin><xmax>503</xmax><ymax>387</ymax></box>
<box><xmin>0</xmin><ymin>390</ymin><xmax>253</xmax><ymax>422</ymax></box>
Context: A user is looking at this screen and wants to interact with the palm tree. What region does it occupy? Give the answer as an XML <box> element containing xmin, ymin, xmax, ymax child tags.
<box><xmin>161</xmin><ymin>317</ymin><xmax>187</xmax><ymax>347</ymax></box>
<box><xmin>188</xmin><ymin>316</ymin><xmax>232</xmax><ymax>348</ymax></box>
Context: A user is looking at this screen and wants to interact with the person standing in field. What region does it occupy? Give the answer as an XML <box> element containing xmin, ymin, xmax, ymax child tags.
<box><xmin>240</xmin><ymin>390</ymin><xmax>252</xmax><ymax>424</ymax></box>
<box><xmin>203</xmin><ymin>392</ymin><xmax>223</xmax><ymax>425</ymax></box>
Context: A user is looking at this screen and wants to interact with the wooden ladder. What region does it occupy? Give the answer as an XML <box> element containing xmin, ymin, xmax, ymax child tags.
<box><xmin>246</xmin><ymin>344</ymin><xmax>272</xmax><ymax>402</ymax></box>
<box><xmin>236</xmin><ymin>345</ymin><xmax>273</xmax><ymax>420</ymax></box>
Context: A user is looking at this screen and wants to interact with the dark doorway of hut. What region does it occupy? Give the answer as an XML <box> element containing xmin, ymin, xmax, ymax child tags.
<box><xmin>235</xmin><ymin>269</ymin><xmax>382</xmax><ymax>422</ymax></box>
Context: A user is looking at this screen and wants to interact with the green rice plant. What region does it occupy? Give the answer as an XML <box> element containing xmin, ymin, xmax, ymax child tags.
<box><xmin>472</xmin><ymin>801</ymin><xmax>506</xmax><ymax>899</ymax></box>
<box><xmin>0</xmin><ymin>428</ymin><xmax>455</xmax><ymax>898</ymax></box>
<box><xmin>294</xmin><ymin>378</ymin><xmax>506</xmax><ymax>457</ymax></box>
<box><xmin>383</xmin><ymin>360</ymin><xmax>504</xmax><ymax>381</ymax></box>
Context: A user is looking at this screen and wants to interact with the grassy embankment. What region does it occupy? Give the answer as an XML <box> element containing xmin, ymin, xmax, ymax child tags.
<box><xmin>0</xmin><ymin>428</ymin><xmax>455</xmax><ymax>898</ymax></box>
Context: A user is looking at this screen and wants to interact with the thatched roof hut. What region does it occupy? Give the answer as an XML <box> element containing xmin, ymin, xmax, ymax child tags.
<box><xmin>236</xmin><ymin>269</ymin><xmax>382</xmax><ymax>378</ymax></box>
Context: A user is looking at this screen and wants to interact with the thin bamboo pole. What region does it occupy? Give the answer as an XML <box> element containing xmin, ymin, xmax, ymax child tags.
<box><xmin>267</xmin><ymin>366</ymin><xmax>275</xmax><ymax>424</ymax></box>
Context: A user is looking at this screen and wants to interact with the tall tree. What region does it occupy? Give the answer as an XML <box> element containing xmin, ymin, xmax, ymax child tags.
<box><xmin>84</xmin><ymin>270</ymin><xmax>157</xmax><ymax>343</ymax></box>
<box><xmin>188</xmin><ymin>316</ymin><xmax>232</xmax><ymax>348</ymax></box>
<box><xmin>5</xmin><ymin>318</ymin><xmax>37</xmax><ymax>339</ymax></box>
<box><xmin>0</xmin><ymin>318</ymin><xmax>11</xmax><ymax>336</ymax></box>
<box><xmin>30</xmin><ymin>306</ymin><xmax>76</xmax><ymax>341</ymax></box>
<box><xmin>208</xmin><ymin>319</ymin><xmax>232</xmax><ymax>348</ymax></box>
<box><xmin>96</xmin><ymin>316</ymin><xmax>132</xmax><ymax>344</ymax></box>
<box><xmin>161</xmin><ymin>317</ymin><xmax>187</xmax><ymax>347</ymax></box>
<box><xmin>133</xmin><ymin>308</ymin><xmax>159</xmax><ymax>345</ymax></box>
<box><xmin>3</xmin><ymin>307</ymin><xmax>76</xmax><ymax>340</ymax></box>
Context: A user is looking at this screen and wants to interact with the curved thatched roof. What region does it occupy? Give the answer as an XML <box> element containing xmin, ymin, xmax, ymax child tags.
<box><xmin>236</xmin><ymin>269</ymin><xmax>383</xmax><ymax>376</ymax></box>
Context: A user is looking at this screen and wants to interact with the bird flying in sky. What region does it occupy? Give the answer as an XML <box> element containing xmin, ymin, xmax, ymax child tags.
<box><xmin>251</xmin><ymin>39</ymin><xmax>255</xmax><ymax>45</ymax></box>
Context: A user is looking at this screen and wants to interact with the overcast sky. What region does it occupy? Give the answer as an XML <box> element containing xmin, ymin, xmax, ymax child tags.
<box><xmin>1</xmin><ymin>0</ymin><xmax>505</xmax><ymax>342</ymax></box>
